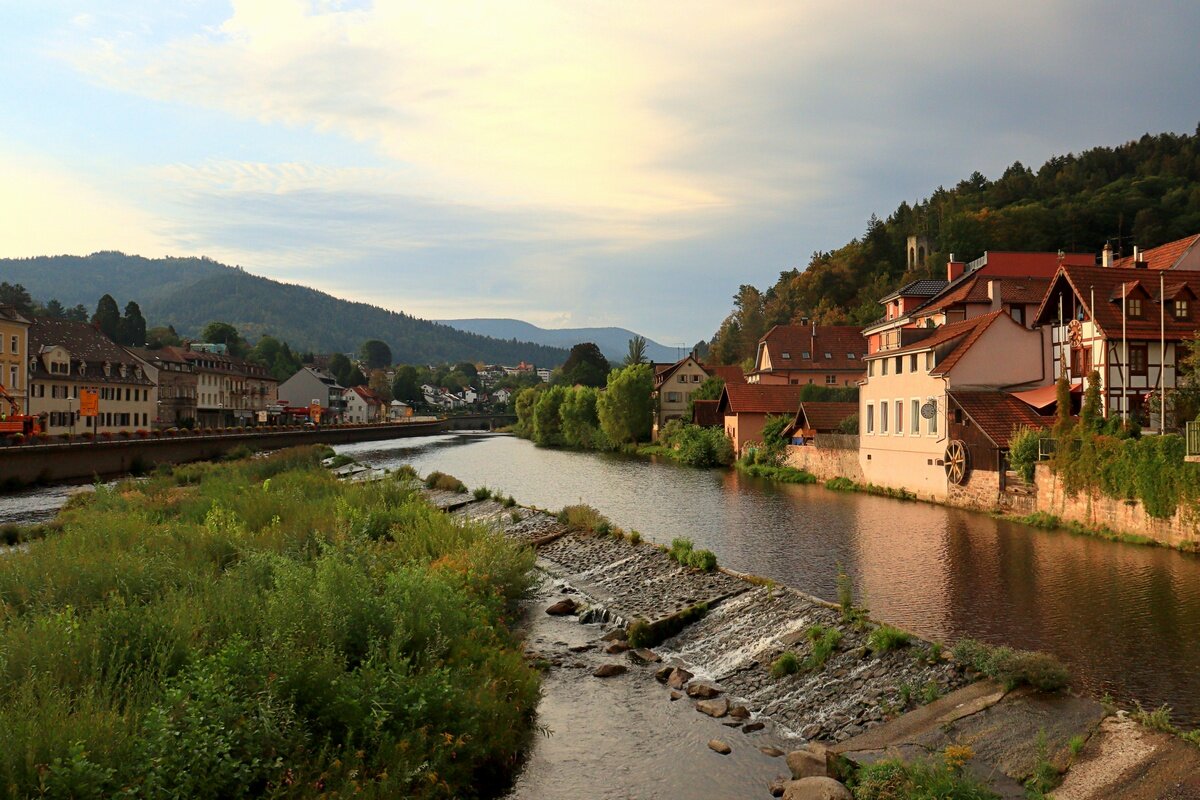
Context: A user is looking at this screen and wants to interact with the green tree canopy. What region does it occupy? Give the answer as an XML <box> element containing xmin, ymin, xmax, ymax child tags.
<box><xmin>0</xmin><ymin>283</ymin><xmax>33</xmax><ymax>315</ymax></box>
<box><xmin>328</xmin><ymin>353</ymin><xmax>354</xmax><ymax>386</ymax></box>
<box><xmin>43</xmin><ymin>299</ymin><xmax>65</xmax><ymax>319</ymax></box>
<box><xmin>454</xmin><ymin>362</ymin><xmax>479</xmax><ymax>381</ymax></box>
<box><xmin>360</xmin><ymin>339</ymin><xmax>393</xmax><ymax>370</ymax></box>
<box><xmin>119</xmin><ymin>300</ymin><xmax>147</xmax><ymax>347</ymax></box>
<box><xmin>146</xmin><ymin>326</ymin><xmax>182</xmax><ymax>349</ymax></box>
<box><xmin>597</xmin><ymin>363</ymin><xmax>653</xmax><ymax>445</ymax></box>
<box><xmin>391</xmin><ymin>365</ymin><xmax>421</xmax><ymax>405</ymax></box>
<box><xmin>93</xmin><ymin>294</ymin><xmax>121</xmax><ymax>341</ymax></box>
<box><xmin>623</xmin><ymin>335</ymin><xmax>648</xmax><ymax>366</ymax></box>
<box><xmin>686</xmin><ymin>376</ymin><xmax>726</xmax><ymax>420</ymax></box>
<box><xmin>559</xmin><ymin>342</ymin><xmax>610</xmax><ymax>387</ymax></box>
<box><xmin>200</xmin><ymin>322</ymin><xmax>248</xmax><ymax>357</ymax></box>
<box><xmin>532</xmin><ymin>385</ymin><xmax>568</xmax><ymax>446</ymax></box>
<box><xmin>368</xmin><ymin>369</ymin><xmax>394</xmax><ymax>403</ymax></box>
<box><xmin>560</xmin><ymin>386</ymin><xmax>607</xmax><ymax>449</ymax></box>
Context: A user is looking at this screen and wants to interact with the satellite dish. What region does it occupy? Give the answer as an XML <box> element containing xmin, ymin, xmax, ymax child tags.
<box><xmin>920</xmin><ymin>399</ymin><xmax>937</xmax><ymax>420</ymax></box>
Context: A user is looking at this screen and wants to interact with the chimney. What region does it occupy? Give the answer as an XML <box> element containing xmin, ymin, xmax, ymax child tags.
<box><xmin>947</xmin><ymin>257</ymin><xmax>965</xmax><ymax>282</ymax></box>
<box><xmin>1102</xmin><ymin>242</ymin><xmax>1113</xmax><ymax>268</ymax></box>
<box><xmin>987</xmin><ymin>279</ymin><xmax>1002</xmax><ymax>312</ymax></box>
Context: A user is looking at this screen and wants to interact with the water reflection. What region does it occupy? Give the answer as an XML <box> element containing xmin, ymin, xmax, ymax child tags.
<box><xmin>337</xmin><ymin>433</ymin><xmax>1200</xmax><ymax>724</ymax></box>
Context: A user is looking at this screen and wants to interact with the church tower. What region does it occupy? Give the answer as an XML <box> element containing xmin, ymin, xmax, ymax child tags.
<box><xmin>906</xmin><ymin>235</ymin><xmax>930</xmax><ymax>270</ymax></box>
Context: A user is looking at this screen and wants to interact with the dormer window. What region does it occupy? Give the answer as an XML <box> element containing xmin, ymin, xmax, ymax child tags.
<box><xmin>1128</xmin><ymin>298</ymin><xmax>1143</xmax><ymax>318</ymax></box>
<box><xmin>824</xmin><ymin>352</ymin><xmax>832</xmax><ymax>359</ymax></box>
<box><xmin>801</xmin><ymin>351</ymin><xmax>811</xmax><ymax>359</ymax></box>
<box><xmin>119</xmin><ymin>364</ymin><xmax>128</xmax><ymax>378</ymax></box>
<box><xmin>781</xmin><ymin>351</ymin><xmax>790</xmax><ymax>360</ymax></box>
<box><xmin>847</xmin><ymin>353</ymin><xmax>856</xmax><ymax>359</ymax></box>
<box><xmin>1175</xmin><ymin>300</ymin><xmax>1189</xmax><ymax>320</ymax></box>
<box><xmin>78</xmin><ymin>360</ymin><xmax>86</xmax><ymax>376</ymax></box>
<box><xmin>103</xmin><ymin>361</ymin><xmax>112</xmax><ymax>376</ymax></box>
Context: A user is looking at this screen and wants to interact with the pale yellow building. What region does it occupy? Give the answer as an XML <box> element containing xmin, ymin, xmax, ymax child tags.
<box><xmin>0</xmin><ymin>306</ymin><xmax>31</xmax><ymax>411</ymax></box>
<box><xmin>28</xmin><ymin>318</ymin><xmax>156</xmax><ymax>435</ymax></box>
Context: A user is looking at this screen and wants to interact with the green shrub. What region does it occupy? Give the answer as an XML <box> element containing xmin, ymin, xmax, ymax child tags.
<box><xmin>558</xmin><ymin>504</ymin><xmax>610</xmax><ymax>533</ymax></box>
<box><xmin>501</xmin><ymin>495</ymin><xmax>518</xmax><ymax>508</ymax></box>
<box><xmin>1008</xmin><ymin>426</ymin><xmax>1042</xmax><ymax>483</ymax></box>
<box><xmin>770</xmin><ymin>651</ymin><xmax>800</xmax><ymax>678</ymax></box>
<box><xmin>951</xmin><ymin>639</ymin><xmax>1069</xmax><ymax>692</ymax></box>
<box><xmin>803</xmin><ymin>624</ymin><xmax>843</xmax><ymax>671</ymax></box>
<box><xmin>735</xmin><ymin>460</ymin><xmax>818</xmax><ymax>483</ymax></box>
<box><xmin>920</xmin><ymin>680</ymin><xmax>942</xmax><ymax>704</ymax></box>
<box><xmin>825</xmin><ymin>476</ymin><xmax>855</xmax><ymax>491</ymax></box>
<box><xmin>686</xmin><ymin>548</ymin><xmax>718</xmax><ymax>572</ymax></box>
<box><xmin>852</xmin><ymin>756</ymin><xmax>999</xmax><ymax>800</ymax></box>
<box><xmin>424</xmin><ymin>470</ymin><xmax>467</xmax><ymax>493</ymax></box>
<box><xmin>473</xmin><ymin>486</ymin><xmax>493</xmax><ymax>501</ymax></box>
<box><xmin>1132</xmin><ymin>703</ymin><xmax>1177</xmax><ymax>734</ymax></box>
<box><xmin>668</xmin><ymin>537</ymin><xmax>694</xmax><ymax>564</ymax></box>
<box><xmin>869</xmin><ymin>624</ymin><xmax>912</xmax><ymax>653</ymax></box>
<box><xmin>629</xmin><ymin>530</ymin><xmax>642</xmax><ymax>545</ymax></box>
<box><xmin>325</xmin><ymin>454</ymin><xmax>355</xmax><ymax>469</ymax></box>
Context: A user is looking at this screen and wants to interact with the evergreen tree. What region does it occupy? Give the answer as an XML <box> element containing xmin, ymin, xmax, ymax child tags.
<box><xmin>67</xmin><ymin>304</ymin><xmax>88</xmax><ymax>322</ymax></box>
<box><xmin>43</xmin><ymin>299</ymin><xmax>66</xmax><ymax>319</ymax></box>
<box><xmin>200</xmin><ymin>322</ymin><xmax>247</xmax><ymax>357</ymax></box>
<box><xmin>93</xmin><ymin>294</ymin><xmax>121</xmax><ymax>341</ymax></box>
<box><xmin>360</xmin><ymin>339</ymin><xmax>392</xmax><ymax>370</ymax></box>
<box><xmin>0</xmin><ymin>283</ymin><xmax>33</xmax><ymax>314</ymax></box>
<box><xmin>391</xmin><ymin>365</ymin><xmax>421</xmax><ymax>405</ymax></box>
<box><xmin>558</xmin><ymin>342</ymin><xmax>610</xmax><ymax>387</ymax></box>
<box><xmin>120</xmin><ymin>301</ymin><xmax>147</xmax><ymax>347</ymax></box>
<box><xmin>327</xmin><ymin>353</ymin><xmax>354</xmax><ymax>386</ymax></box>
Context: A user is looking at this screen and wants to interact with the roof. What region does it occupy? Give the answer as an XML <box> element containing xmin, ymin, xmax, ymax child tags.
<box><xmin>949</xmin><ymin>390</ymin><xmax>1051</xmax><ymax>449</ymax></box>
<box><xmin>784</xmin><ymin>401</ymin><xmax>858</xmax><ymax>436</ymax></box>
<box><xmin>962</xmin><ymin>277</ymin><xmax>1051</xmax><ymax>306</ymax></box>
<box><xmin>1011</xmin><ymin>381</ymin><xmax>1083</xmax><ymax>411</ymax></box>
<box><xmin>28</xmin><ymin>317</ymin><xmax>153</xmax><ymax>386</ymax></box>
<box><xmin>703</xmin><ymin>364</ymin><xmax>748</xmax><ymax>385</ymax></box>
<box><xmin>0</xmin><ymin>306</ymin><xmax>31</xmax><ymax>326</ymax></box>
<box><xmin>163</xmin><ymin>346</ymin><xmax>276</xmax><ymax>381</ymax></box>
<box><xmin>346</xmin><ymin>385</ymin><xmax>385</xmax><ymax>405</ymax></box>
<box><xmin>654</xmin><ymin>355</ymin><xmax>703</xmax><ymax>387</ymax></box>
<box><xmin>756</xmin><ymin>324</ymin><xmax>866</xmax><ymax>374</ymax></box>
<box><xmin>1033</xmin><ymin>265</ymin><xmax>1200</xmax><ymax>341</ymax></box>
<box><xmin>879</xmin><ymin>279</ymin><xmax>949</xmax><ymax>302</ymax></box>
<box><xmin>866</xmin><ymin>311</ymin><xmax>1007</xmax><ymax>377</ymax></box>
<box><xmin>716</xmin><ymin>383</ymin><xmax>805</xmax><ymax>416</ymax></box>
<box><xmin>1112</xmin><ymin>234</ymin><xmax>1200</xmax><ymax>270</ymax></box>
<box><xmin>128</xmin><ymin>346</ymin><xmax>188</xmax><ymax>366</ymax></box>
<box><xmin>692</xmin><ymin>399</ymin><xmax>722</xmax><ymax>427</ymax></box>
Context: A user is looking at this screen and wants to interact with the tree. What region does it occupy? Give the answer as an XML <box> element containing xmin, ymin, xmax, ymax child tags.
<box><xmin>0</xmin><ymin>283</ymin><xmax>33</xmax><ymax>314</ymax></box>
<box><xmin>1080</xmin><ymin>369</ymin><xmax>1103</xmax><ymax>432</ymax></box>
<box><xmin>513</xmin><ymin>386</ymin><xmax>544</xmax><ymax>437</ymax></box>
<box><xmin>368</xmin><ymin>369</ymin><xmax>393</xmax><ymax>403</ymax></box>
<box><xmin>43</xmin><ymin>299</ymin><xmax>66</xmax><ymax>319</ymax></box>
<box><xmin>328</xmin><ymin>353</ymin><xmax>354</xmax><ymax>386</ymax></box>
<box><xmin>201</xmin><ymin>322</ymin><xmax>247</xmax><ymax>357</ymax></box>
<box><xmin>624</xmin><ymin>335</ymin><xmax>648</xmax><ymax>366</ymax></box>
<box><xmin>559</xmin><ymin>342</ymin><xmax>610</xmax><ymax>387</ymax></box>
<box><xmin>454</xmin><ymin>362</ymin><xmax>479</xmax><ymax>381</ymax></box>
<box><xmin>93</xmin><ymin>294</ymin><xmax>121</xmax><ymax>341</ymax></box>
<box><xmin>560</xmin><ymin>386</ymin><xmax>607</xmax><ymax>449</ymax></box>
<box><xmin>146</xmin><ymin>325</ymin><xmax>182</xmax><ymax>349</ymax></box>
<box><xmin>391</xmin><ymin>365</ymin><xmax>421</xmax><ymax>405</ymax></box>
<box><xmin>66</xmin><ymin>304</ymin><xmax>88</xmax><ymax>322</ymax></box>
<box><xmin>360</xmin><ymin>339</ymin><xmax>392</xmax><ymax>370</ymax></box>
<box><xmin>686</xmin><ymin>376</ymin><xmax>726</xmax><ymax>421</ymax></box>
<box><xmin>597</xmin><ymin>363</ymin><xmax>653</xmax><ymax>445</ymax></box>
<box><xmin>119</xmin><ymin>301</ymin><xmax>147</xmax><ymax>347</ymax></box>
<box><xmin>251</xmin><ymin>335</ymin><xmax>302</xmax><ymax>381</ymax></box>
<box><xmin>346</xmin><ymin>366</ymin><xmax>368</xmax><ymax>387</ymax></box>
<box><xmin>532</xmin><ymin>385</ymin><xmax>568</xmax><ymax>446</ymax></box>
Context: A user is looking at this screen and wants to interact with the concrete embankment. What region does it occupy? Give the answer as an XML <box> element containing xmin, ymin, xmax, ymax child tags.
<box><xmin>442</xmin><ymin>490</ymin><xmax>1200</xmax><ymax>799</ymax></box>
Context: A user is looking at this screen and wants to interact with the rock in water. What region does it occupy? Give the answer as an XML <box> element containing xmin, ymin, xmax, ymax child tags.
<box><xmin>769</xmin><ymin>776</ymin><xmax>789</xmax><ymax>797</ymax></box>
<box><xmin>729</xmin><ymin>705</ymin><xmax>750</xmax><ymax>720</ymax></box>
<box><xmin>629</xmin><ymin>648</ymin><xmax>661</xmax><ymax>663</ymax></box>
<box><xmin>686</xmin><ymin>682</ymin><xmax>721</xmax><ymax>699</ymax></box>
<box><xmin>760</xmin><ymin>746</ymin><xmax>785</xmax><ymax>757</ymax></box>
<box><xmin>669</xmin><ymin>690</ymin><xmax>682</xmax><ymax>701</ymax></box>
<box><xmin>786</xmin><ymin>749</ymin><xmax>826</xmax><ymax>780</ymax></box>
<box><xmin>666</xmin><ymin>667</ymin><xmax>693</xmax><ymax>690</ymax></box>
<box><xmin>708</xmin><ymin>739</ymin><xmax>732</xmax><ymax>755</ymax></box>
<box><xmin>600</xmin><ymin>628</ymin><xmax>628</xmax><ymax>642</ymax></box>
<box><xmin>743</xmin><ymin>721</ymin><xmax>766</xmax><ymax>733</ymax></box>
<box><xmin>592</xmin><ymin>664</ymin><xmax>627</xmax><ymax>678</ymax></box>
<box><xmin>604</xmin><ymin>641</ymin><xmax>631</xmax><ymax>654</ymax></box>
<box><xmin>545</xmin><ymin>599</ymin><xmax>578</xmax><ymax>616</ymax></box>
<box><xmin>695</xmin><ymin>697</ymin><xmax>730</xmax><ymax>718</ymax></box>
<box><xmin>781</xmin><ymin>777</ymin><xmax>852</xmax><ymax>800</ymax></box>
<box><xmin>654</xmin><ymin>665</ymin><xmax>674</xmax><ymax>683</ymax></box>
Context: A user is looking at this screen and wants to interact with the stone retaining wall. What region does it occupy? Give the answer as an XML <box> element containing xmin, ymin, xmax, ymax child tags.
<box><xmin>783</xmin><ymin>444</ymin><xmax>865</xmax><ymax>483</ymax></box>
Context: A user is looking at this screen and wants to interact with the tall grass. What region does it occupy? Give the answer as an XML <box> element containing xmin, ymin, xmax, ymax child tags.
<box><xmin>0</xmin><ymin>446</ymin><xmax>539</xmax><ymax>799</ymax></box>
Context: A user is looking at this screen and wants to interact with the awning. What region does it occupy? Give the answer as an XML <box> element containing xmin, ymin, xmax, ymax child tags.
<box><xmin>1011</xmin><ymin>380</ymin><xmax>1083</xmax><ymax>411</ymax></box>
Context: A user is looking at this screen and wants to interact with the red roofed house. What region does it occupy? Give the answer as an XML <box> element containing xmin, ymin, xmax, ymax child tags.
<box><xmin>748</xmin><ymin>323</ymin><xmax>866</xmax><ymax>387</ymax></box>
<box><xmin>1033</xmin><ymin>263</ymin><xmax>1200</xmax><ymax>424</ymax></box>
<box><xmin>716</xmin><ymin>383</ymin><xmax>805</xmax><ymax>454</ymax></box>
<box><xmin>858</xmin><ymin>310</ymin><xmax>1051</xmax><ymax>500</ymax></box>
<box><xmin>343</xmin><ymin>385</ymin><xmax>387</xmax><ymax>423</ymax></box>
<box><xmin>1108</xmin><ymin>234</ymin><xmax>1200</xmax><ymax>271</ymax></box>
<box><xmin>652</xmin><ymin>355</ymin><xmax>746</xmax><ymax>439</ymax></box>
<box><xmin>782</xmin><ymin>401</ymin><xmax>859</xmax><ymax>443</ymax></box>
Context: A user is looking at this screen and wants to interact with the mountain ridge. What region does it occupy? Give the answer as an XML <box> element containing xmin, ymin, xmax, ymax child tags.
<box><xmin>438</xmin><ymin>318</ymin><xmax>682</xmax><ymax>363</ymax></box>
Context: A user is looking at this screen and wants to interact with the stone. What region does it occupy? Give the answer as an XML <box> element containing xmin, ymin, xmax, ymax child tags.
<box><xmin>769</xmin><ymin>776</ymin><xmax>789</xmax><ymax>797</ymax></box>
<box><xmin>729</xmin><ymin>705</ymin><xmax>750</xmax><ymax>720</ymax></box>
<box><xmin>545</xmin><ymin>599</ymin><xmax>578</xmax><ymax>616</ymax></box>
<box><xmin>743</xmin><ymin>721</ymin><xmax>766</xmax><ymax>733</ymax></box>
<box><xmin>629</xmin><ymin>648</ymin><xmax>661</xmax><ymax>663</ymax></box>
<box><xmin>800</xmin><ymin>723</ymin><xmax>822</xmax><ymax>740</ymax></box>
<box><xmin>604</xmin><ymin>641</ymin><xmax>631</xmax><ymax>654</ymax></box>
<box><xmin>760</xmin><ymin>747</ymin><xmax>786</xmax><ymax>757</ymax></box>
<box><xmin>666</xmin><ymin>667</ymin><xmax>694</xmax><ymax>690</ymax></box>
<box><xmin>723</xmin><ymin>721</ymin><xmax>741</xmax><ymax>728</ymax></box>
<box><xmin>568</xmin><ymin>644</ymin><xmax>594</xmax><ymax>653</ymax></box>
<box><xmin>686</xmin><ymin>682</ymin><xmax>721</xmax><ymax>699</ymax></box>
<box><xmin>786</xmin><ymin>749</ymin><xmax>827</xmax><ymax>780</ymax></box>
<box><xmin>600</xmin><ymin>628</ymin><xmax>628</xmax><ymax>642</ymax></box>
<box><xmin>592</xmin><ymin>664</ymin><xmax>627</xmax><ymax>678</ymax></box>
<box><xmin>669</xmin><ymin>690</ymin><xmax>682</xmax><ymax>701</ymax></box>
<box><xmin>696</xmin><ymin>697</ymin><xmax>730</xmax><ymax>718</ymax></box>
<box><xmin>781</xmin><ymin>777</ymin><xmax>851</xmax><ymax>800</ymax></box>
<box><xmin>707</xmin><ymin>739</ymin><xmax>732</xmax><ymax>755</ymax></box>
<box><xmin>654</xmin><ymin>665</ymin><xmax>674</xmax><ymax>684</ymax></box>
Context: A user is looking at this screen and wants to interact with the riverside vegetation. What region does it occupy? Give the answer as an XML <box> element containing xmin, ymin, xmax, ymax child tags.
<box><xmin>0</xmin><ymin>446</ymin><xmax>539</xmax><ymax>799</ymax></box>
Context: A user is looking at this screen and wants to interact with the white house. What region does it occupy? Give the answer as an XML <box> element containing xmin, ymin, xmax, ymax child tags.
<box><xmin>342</xmin><ymin>385</ymin><xmax>386</xmax><ymax>423</ymax></box>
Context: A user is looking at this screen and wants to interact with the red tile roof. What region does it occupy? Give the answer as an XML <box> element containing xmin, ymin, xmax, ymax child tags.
<box><xmin>692</xmin><ymin>399</ymin><xmax>722</xmax><ymax>427</ymax></box>
<box><xmin>962</xmin><ymin>277</ymin><xmax>1051</xmax><ymax>306</ymax></box>
<box><xmin>703</xmin><ymin>364</ymin><xmax>748</xmax><ymax>384</ymax></box>
<box><xmin>784</xmin><ymin>401</ymin><xmax>858</xmax><ymax>436</ymax></box>
<box><xmin>949</xmin><ymin>390</ymin><xmax>1050</xmax><ymax>449</ymax></box>
<box><xmin>717</xmin><ymin>383</ymin><xmax>805</xmax><ymax>416</ymax></box>
<box><xmin>1112</xmin><ymin>234</ymin><xmax>1200</xmax><ymax>270</ymax></box>
<box><xmin>868</xmin><ymin>311</ymin><xmax>1007</xmax><ymax>377</ymax></box>
<box><xmin>347</xmin><ymin>385</ymin><xmax>385</xmax><ymax>405</ymax></box>
<box><xmin>1033</xmin><ymin>265</ymin><xmax>1200</xmax><ymax>341</ymax></box>
<box><xmin>756</xmin><ymin>324</ymin><xmax>866</xmax><ymax>374</ymax></box>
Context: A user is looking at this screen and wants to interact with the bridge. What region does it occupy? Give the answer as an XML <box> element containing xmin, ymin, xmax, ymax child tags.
<box><xmin>0</xmin><ymin>414</ymin><xmax>516</xmax><ymax>488</ymax></box>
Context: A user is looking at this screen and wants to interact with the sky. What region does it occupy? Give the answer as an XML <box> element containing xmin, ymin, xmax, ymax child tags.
<box><xmin>1</xmin><ymin>2</ymin><xmax>1198</xmax><ymax>346</ymax></box>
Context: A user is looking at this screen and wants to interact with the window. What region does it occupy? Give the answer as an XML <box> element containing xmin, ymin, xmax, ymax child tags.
<box><xmin>882</xmin><ymin>359</ymin><xmax>889</xmax><ymax>376</ymax></box>
<box><xmin>825</xmin><ymin>375</ymin><xmax>836</xmax><ymax>385</ymax></box>
<box><xmin>781</xmin><ymin>351</ymin><xmax>791</xmax><ymax>360</ymax></box>
<box><xmin>678</xmin><ymin>375</ymin><xmax>687</xmax><ymax>383</ymax></box>
<box><xmin>912</xmin><ymin>399</ymin><xmax>920</xmax><ymax>434</ymax></box>
<box><xmin>692</xmin><ymin>375</ymin><xmax>701</xmax><ymax>382</ymax></box>
<box><xmin>9</xmin><ymin>365</ymin><xmax>17</xmax><ymax>389</ymax></box>
<box><xmin>1128</xmin><ymin>344</ymin><xmax>1148</xmax><ymax>376</ymax></box>
<box><xmin>881</xmin><ymin>401</ymin><xmax>889</xmax><ymax>434</ymax></box>
<box><xmin>824</xmin><ymin>352</ymin><xmax>832</xmax><ymax>359</ymax></box>
<box><xmin>894</xmin><ymin>356</ymin><xmax>903</xmax><ymax>374</ymax></box>
<box><xmin>895</xmin><ymin>400</ymin><xmax>903</xmax><ymax>435</ymax></box>
<box><xmin>666</xmin><ymin>391</ymin><xmax>682</xmax><ymax>402</ymax></box>
<box><xmin>910</xmin><ymin>354</ymin><xmax>917</xmax><ymax>372</ymax></box>
<box><xmin>847</xmin><ymin>353</ymin><xmax>856</xmax><ymax>360</ymax></box>
<box><xmin>1011</xmin><ymin>306</ymin><xmax>1025</xmax><ymax>325</ymax></box>
<box><xmin>868</xmin><ymin>361</ymin><xmax>874</xmax><ymax>377</ymax></box>
<box><xmin>866</xmin><ymin>404</ymin><xmax>875</xmax><ymax>433</ymax></box>
<box><xmin>926</xmin><ymin>352</ymin><xmax>934</xmax><ymax>370</ymax></box>
<box><xmin>1175</xmin><ymin>300</ymin><xmax>1189</xmax><ymax>319</ymax></box>
<box><xmin>9</xmin><ymin>335</ymin><xmax>16</xmax><ymax>354</ymax></box>
<box><xmin>1127</xmin><ymin>298</ymin><xmax>1143</xmax><ymax>318</ymax></box>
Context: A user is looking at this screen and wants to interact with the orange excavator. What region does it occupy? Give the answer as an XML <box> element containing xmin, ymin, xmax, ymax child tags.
<box><xmin>0</xmin><ymin>383</ymin><xmax>41</xmax><ymax>437</ymax></box>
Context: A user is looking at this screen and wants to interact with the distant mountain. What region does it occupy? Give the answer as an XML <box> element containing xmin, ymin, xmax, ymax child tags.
<box><xmin>439</xmin><ymin>318</ymin><xmax>681</xmax><ymax>363</ymax></box>
<box><xmin>1</xmin><ymin>253</ymin><xmax>570</xmax><ymax>366</ymax></box>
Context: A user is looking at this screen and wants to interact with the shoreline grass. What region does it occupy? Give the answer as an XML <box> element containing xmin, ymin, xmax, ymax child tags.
<box><xmin>0</xmin><ymin>446</ymin><xmax>539</xmax><ymax>799</ymax></box>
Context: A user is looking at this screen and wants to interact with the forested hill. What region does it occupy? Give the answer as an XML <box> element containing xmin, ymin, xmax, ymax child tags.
<box><xmin>707</xmin><ymin>126</ymin><xmax>1200</xmax><ymax>365</ymax></box>
<box><xmin>0</xmin><ymin>253</ymin><xmax>570</xmax><ymax>365</ymax></box>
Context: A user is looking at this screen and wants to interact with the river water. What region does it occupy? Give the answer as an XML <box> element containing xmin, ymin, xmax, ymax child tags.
<box><xmin>333</xmin><ymin>432</ymin><xmax>1200</xmax><ymax>728</ymax></box>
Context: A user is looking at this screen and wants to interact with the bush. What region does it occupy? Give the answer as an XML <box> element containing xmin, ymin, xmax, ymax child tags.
<box><xmin>686</xmin><ymin>548</ymin><xmax>717</xmax><ymax>572</ymax></box>
<box><xmin>628</xmin><ymin>530</ymin><xmax>642</xmax><ymax>545</ymax></box>
<box><xmin>1008</xmin><ymin>425</ymin><xmax>1042</xmax><ymax>483</ymax></box>
<box><xmin>853</xmin><ymin>755</ymin><xmax>999</xmax><ymax>800</ymax></box>
<box><xmin>825</xmin><ymin>476</ymin><xmax>855</xmax><ymax>491</ymax></box>
<box><xmin>557</xmin><ymin>504</ymin><xmax>610</xmax><ymax>533</ymax></box>
<box><xmin>424</xmin><ymin>470</ymin><xmax>467</xmax><ymax>493</ymax></box>
<box><xmin>501</xmin><ymin>495</ymin><xmax>517</xmax><ymax>508</ymax></box>
<box><xmin>804</xmin><ymin>624</ymin><xmax>843</xmax><ymax>671</ymax></box>
<box><xmin>473</xmin><ymin>486</ymin><xmax>493</xmax><ymax>501</ymax></box>
<box><xmin>735</xmin><ymin>460</ymin><xmax>818</xmax><ymax>483</ymax></box>
<box><xmin>770</xmin><ymin>651</ymin><xmax>800</xmax><ymax>678</ymax></box>
<box><xmin>668</xmin><ymin>537</ymin><xmax>694</xmax><ymax>564</ymax></box>
<box><xmin>869</xmin><ymin>624</ymin><xmax>912</xmax><ymax>653</ymax></box>
<box><xmin>951</xmin><ymin>639</ymin><xmax>1069</xmax><ymax>692</ymax></box>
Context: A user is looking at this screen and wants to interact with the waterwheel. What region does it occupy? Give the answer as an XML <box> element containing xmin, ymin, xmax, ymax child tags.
<box><xmin>944</xmin><ymin>440</ymin><xmax>970</xmax><ymax>485</ymax></box>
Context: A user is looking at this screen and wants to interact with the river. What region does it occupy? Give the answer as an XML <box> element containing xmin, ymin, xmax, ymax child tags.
<box><xmin>333</xmin><ymin>432</ymin><xmax>1200</xmax><ymax>728</ymax></box>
